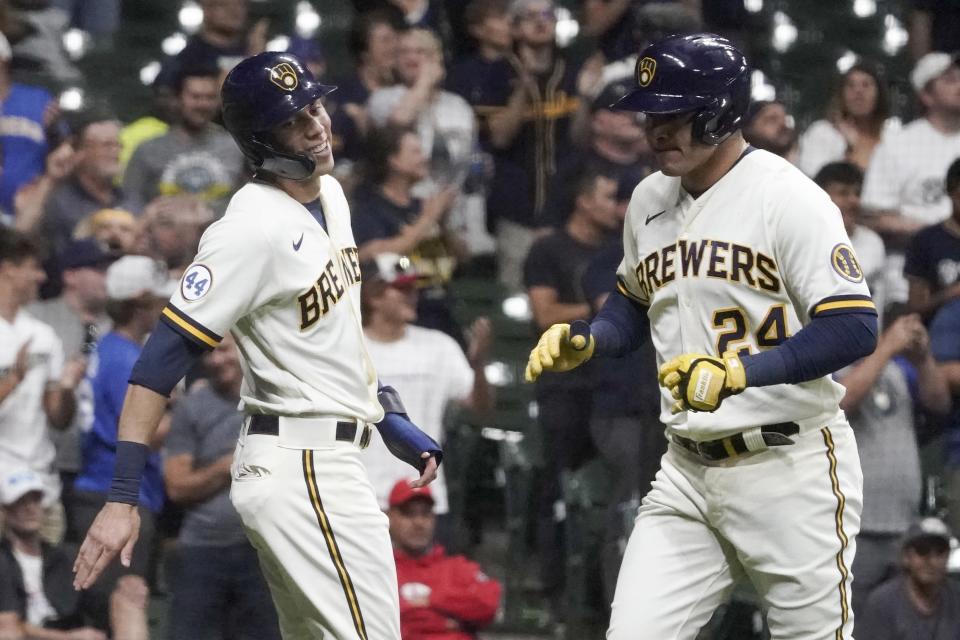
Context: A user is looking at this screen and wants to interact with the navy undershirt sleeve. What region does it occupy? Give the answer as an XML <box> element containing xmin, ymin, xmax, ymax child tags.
<box><xmin>129</xmin><ymin>320</ymin><xmax>209</xmax><ymax>396</ymax></box>
<box><xmin>588</xmin><ymin>289</ymin><xmax>650</xmax><ymax>357</ymax></box>
<box><xmin>740</xmin><ymin>312</ymin><xmax>878</xmax><ymax>387</ymax></box>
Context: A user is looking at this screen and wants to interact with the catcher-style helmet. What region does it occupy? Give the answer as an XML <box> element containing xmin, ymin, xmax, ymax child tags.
<box><xmin>615</xmin><ymin>33</ymin><xmax>751</xmax><ymax>145</ymax></box>
<box><xmin>220</xmin><ymin>51</ymin><xmax>337</xmax><ymax>180</ymax></box>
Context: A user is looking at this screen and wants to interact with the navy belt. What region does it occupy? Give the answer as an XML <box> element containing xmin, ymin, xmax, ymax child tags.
<box><xmin>247</xmin><ymin>414</ymin><xmax>360</xmax><ymax>442</ymax></box>
<box><xmin>672</xmin><ymin>422</ymin><xmax>800</xmax><ymax>462</ymax></box>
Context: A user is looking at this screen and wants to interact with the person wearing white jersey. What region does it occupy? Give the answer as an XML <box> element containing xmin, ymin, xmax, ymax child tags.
<box><xmin>71</xmin><ymin>52</ymin><xmax>443</xmax><ymax>640</ymax></box>
<box><xmin>526</xmin><ymin>34</ymin><xmax>879</xmax><ymax>639</ymax></box>
<box><xmin>861</xmin><ymin>52</ymin><xmax>960</xmax><ymax>306</ymax></box>
<box><xmin>360</xmin><ymin>253</ymin><xmax>493</xmax><ymax>524</ymax></box>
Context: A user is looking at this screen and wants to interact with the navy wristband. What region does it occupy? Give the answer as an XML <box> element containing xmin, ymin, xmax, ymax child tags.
<box><xmin>106</xmin><ymin>441</ymin><xmax>149</xmax><ymax>505</ymax></box>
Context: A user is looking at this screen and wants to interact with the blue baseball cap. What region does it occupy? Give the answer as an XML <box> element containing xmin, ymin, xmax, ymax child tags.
<box><xmin>60</xmin><ymin>239</ymin><xmax>118</xmax><ymax>271</ymax></box>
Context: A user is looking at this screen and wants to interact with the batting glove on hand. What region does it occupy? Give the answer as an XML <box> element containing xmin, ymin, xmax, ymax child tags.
<box><xmin>525</xmin><ymin>321</ymin><xmax>595</xmax><ymax>382</ymax></box>
<box><xmin>658</xmin><ymin>351</ymin><xmax>747</xmax><ymax>413</ymax></box>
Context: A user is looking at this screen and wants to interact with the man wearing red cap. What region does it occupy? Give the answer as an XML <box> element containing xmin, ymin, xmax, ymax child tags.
<box><xmin>388</xmin><ymin>480</ymin><xmax>501</xmax><ymax>640</ymax></box>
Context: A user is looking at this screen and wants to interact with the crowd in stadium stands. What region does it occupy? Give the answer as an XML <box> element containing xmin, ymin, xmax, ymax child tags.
<box><xmin>0</xmin><ymin>0</ymin><xmax>959</xmax><ymax>637</ymax></box>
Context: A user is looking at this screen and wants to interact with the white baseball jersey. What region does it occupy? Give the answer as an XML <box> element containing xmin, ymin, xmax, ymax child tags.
<box><xmin>0</xmin><ymin>311</ymin><xmax>64</xmax><ymax>506</ymax></box>
<box><xmin>617</xmin><ymin>147</ymin><xmax>875</xmax><ymax>440</ymax></box>
<box><xmin>163</xmin><ymin>176</ymin><xmax>383</xmax><ymax>423</ymax></box>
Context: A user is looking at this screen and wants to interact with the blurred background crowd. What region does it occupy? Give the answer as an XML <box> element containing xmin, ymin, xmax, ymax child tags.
<box><xmin>1</xmin><ymin>0</ymin><xmax>960</xmax><ymax>638</ymax></box>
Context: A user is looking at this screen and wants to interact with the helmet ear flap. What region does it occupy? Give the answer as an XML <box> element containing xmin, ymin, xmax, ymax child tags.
<box><xmin>693</xmin><ymin>95</ymin><xmax>733</xmax><ymax>145</ymax></box>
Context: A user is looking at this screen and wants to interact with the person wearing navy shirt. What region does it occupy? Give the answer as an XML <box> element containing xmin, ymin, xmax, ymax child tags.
<box><xmin>905</xmin><ymin>157</ymin><xmax>960</xmax><ymax>319</ymax></box>
<box><xmin>929</xmin><ymin>296</ymin><xmax>960</xmax><ymax>535</ymax></box>
<box><xmin>69</xmin><ymin>256</ymin><xmax>176</xmax><ymax>634</ymax></box>
<box><xmin>0</xmin><ymin>32</ymin><xmax>54</xmax><ymax>216</ymax></box>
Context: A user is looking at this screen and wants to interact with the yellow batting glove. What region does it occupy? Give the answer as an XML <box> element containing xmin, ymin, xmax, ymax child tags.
<box><xmin>525</xmin><ymin>321</ymin><xmax>595</xmax><ymax>382</ymax></box>
<box><xmin>658</xmin><ymin>351</ymin><xmax>747</xmax><ymax>413</ymax></box>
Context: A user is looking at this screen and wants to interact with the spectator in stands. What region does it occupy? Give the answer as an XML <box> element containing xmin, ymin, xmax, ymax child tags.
<box><xmin>862</xmin><ymin>52</ymin><xmax>960</xmax><ymax>308</ymax></box>
<box><xmin>814</xmin><ymin>162</ymin><xmax>889</xmax><ymax>324</ymax></box>
<box><xmin>798</xmin><ymin>62</ymin><xmax>895</xmax><ymax>178</ymax></box>
<box><xmin>905</xmin><ymin>157</ymin><xmax>960</xmax><ymax>319</ymax></box>
<box><xmin>388</xmin><ymin>481</ymin><xmax>501</xmax><ymax>640</ymax></box>
<box><xmin>69</xmin><ymin>256</ymin><xmax>174</xmax><ymax>636</ymax></box>
<box><xmin>580</xmin><ymin>0</ymin><xmax>635</xmax><ymax>63</ymax></box>
<box><xmin>7</xmin><ymin>0</ymin><xmax>81</xmax><ymax>84</ymax></box>
<box><xmin>327</xmin><ymin>10</ymin><xmax>398</xmax><ymax>169</ymax></box>
<box><xmin>909</xmin><ymin>1</ymin><xmax>960</xmax><ymax>60</ymax></box>
<box><xmin>368</xmin><ymin>28</ymin><xmax>479</xmax><ymax>197</ymax></box>
<box><xmin>36</xmin><ymin>112</ymin><xmax>125</xmax><ymax>262</ymax></box>
<box><xmin>155</xmin><ymin>0</ymin><xmax>265</xmax><ymax>91</ymax></box>
<box><xmin>929</xmin><ymin>297</ymin><xmax>960</xmax><ymax>533</ymax></box>
<box><xmin>27</xmin><ymin>239</ymin><xmax>115</xmax><ymax>506</ymax></box>
<box><xmin>10</xmin><ymin>140</ymin><xmax>75</xmax><ymax>235</ymax></box>
<box><xmin>482</xmin><ymin>0</ymin><xmax>582</xmax><ymax>290</ymax></box>
<box><xmin>353</xmin><ymin>0</ymin><xmax>454</xmax><ymax>50</ymax></box>
<box><xmin>0</xmin><ymin>32</ymin><xmax>56</xmax><ymax>221</ymax></box>
<box><xmin>579</xmin><ymin>239</ymin><xmax>663</xmax><ymax>605</ymax></box>
<box><xmin>836</xmin><ymin>311</ymin><xmax>950</xmax><ymax>618</ymax></box>
<box><xmin>361</xmin><ymin>253</ymin><xmax>492</xmax><ymax>540</ymax></box>
<box><xmin>0</xmin><ymin>229</ymin><xmax>85</xmax><ymax>545</ymax></box>
<box><xmin>858</xmin><ymin>517</ymin><xmax>960</xmax><ymax>639</ymax></box>
<box><xmin>545</xmin><ymin>75</ymin><xmax>651</xmax><ymax>228</ymax></box>
<box><xmin>53</xmin><ymin>0</ymin><xmax>119</xmax><ymax>40</ymax></box>
<box><xmin>523</xmin><ymin>168</ymin><xmax>619</xmax><ymax>607</ymax></box>
<box><xmin>446</xmin><ymin>0</ymin><xmax>512</xmax><ymax>109</ymax></box>
<box><xmin>742</xmin><ymin>100</ymin><xmax>798</xmax><ymax>161</ymax></box>
<box><xmin>123</xmin><ymin>66</ymin><xmax>244</xmax><ymax>215</ymax></box>
<box><xmin>352</xmin><ymin>126</ymin><xmax>463</xmax><ymax>339</ymax></box>
<box><xmin>138</xmin><ymin>195</ymin><xmax>214</xmax><ymax>274</ymax></box>
<box><xmin>73</xmin><ymin>208</ymin><xmax>137</xmax><ymax>255</ymax></box>
<box><xmin>0</xmin><ymin>467</ymin><xmax>107</xmax><ymax>640</ymax></box>
<box><xmin>163</xmin><ymin>333</ymin><xmax>280</xmax><ymax>640</ymax></box>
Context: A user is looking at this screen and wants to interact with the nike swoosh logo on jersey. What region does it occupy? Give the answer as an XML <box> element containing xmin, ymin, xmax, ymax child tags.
<box><xmin>645</xmin><ymin>210</ymin><xmax>667</xmax><ymax>225</ymax></box>
<box><xmin>293</xmin><ymin>233</ymin><xmax>304</xmax><ymax>251</ymax></box>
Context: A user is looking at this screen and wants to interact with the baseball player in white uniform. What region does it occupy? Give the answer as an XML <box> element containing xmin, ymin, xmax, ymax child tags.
<box><xmin>526</xmin><ymin>34</ymin><xmax>879</xmax><ymax>639</ymax></box>
<box><xmin>72</xmin><ymin>53</ymin><xmax>443</xmax><ymax>640</ymax></box>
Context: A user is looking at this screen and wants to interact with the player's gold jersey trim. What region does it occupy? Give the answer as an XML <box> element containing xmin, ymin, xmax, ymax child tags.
<box><xmin>302</xmin><ymin>450</ymin><xmax>368</xmax><ymax>639</ymax></box>
<box><xmin>161</xmin><ymin>304</ymin><xmax>222</xmax><ymax>348</ymax></box>
<box><xmin>810</xmin><ymin>294</ymin><xmax>876</xmax><ymax>318</ymax></box>
<box><xmin>821</xmin><ymin>427</ymin><xmax>851</xmax><ymax>639</ymax></box>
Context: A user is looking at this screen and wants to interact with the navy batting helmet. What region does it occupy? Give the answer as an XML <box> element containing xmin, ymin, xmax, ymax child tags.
<box><xmin>615</xmin><ymin>33</ymin><xmax>751</xmax><ymax>145</ymax></box>
<box><xmin>220</xmin><ymin>51</ymin><xmax>337</xmax><ymax>180</ymax></box>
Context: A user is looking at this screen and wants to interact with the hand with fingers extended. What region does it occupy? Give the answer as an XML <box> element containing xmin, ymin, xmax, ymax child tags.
<box><xmin>524</xmin><ymin>320</ymin><xmax>595</xmax><ymax>382</ymax></box>
<box><xmin>658</xmin><ymin>351</ymin><xmax>747</xmax><ymax>413</ymax></box>
<box><xmin>72</xmin><ymin>502</ymin><xmax>140</xmax><ymax>590</ymax></box>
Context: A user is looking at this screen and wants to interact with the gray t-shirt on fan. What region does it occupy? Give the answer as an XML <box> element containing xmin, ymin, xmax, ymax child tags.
<box><xmin>860</xmin><ymin>575</ymin><xmax>960</xmax><ymax>639</ymax></box>
<box><xmin>165</xmin><ymin>385</ymin><xmax>247</xmax><ymax>547</ymax></box>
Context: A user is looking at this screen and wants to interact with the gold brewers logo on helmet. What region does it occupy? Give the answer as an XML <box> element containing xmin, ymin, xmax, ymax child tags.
<box><xmin>269</xmin><ymin>62</ymin><xmax>299</xmax><ymax>91</ymax></box>
<box><xmin>637</xmin><ymin>56</ymin><xmax>657</xmax><ymax>87</ymax></box>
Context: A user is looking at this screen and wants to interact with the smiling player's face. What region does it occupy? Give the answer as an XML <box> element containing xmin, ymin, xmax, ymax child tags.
<box><xmin>643</xmin><ymin>111</ymin><xmax>716</xmax><ymax>178</ymax></box>
<box><xmin>271</xmin><ymin>99</ymin><xmax>335</xmax><ymax>178</ymax></box>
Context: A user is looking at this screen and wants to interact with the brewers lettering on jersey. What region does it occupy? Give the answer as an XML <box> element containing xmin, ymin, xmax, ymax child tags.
<box><xmin>73</xmin><ymin>52</ymin><xmax>441</xmax><ymax>640</ymax></box>
<box><xmin>525</xmin><ymin>34</ymin><xmax>878</xmax><ymax>639</ymax></box>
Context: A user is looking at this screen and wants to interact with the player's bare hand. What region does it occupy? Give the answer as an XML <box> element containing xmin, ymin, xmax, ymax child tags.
<box><xmin>73</xmin><ymin>502</ymin><xmax>140</xmax><ymax>590</ymax></box>
<box><xmin>410</xmin><ymin>454</ymin><xmax>439</xmax><ymax>488</ymax></box>
<box><xmin>422</xmin><ymin>186</ymin><xmax>458</xmax><ymax>222</ymax></box>
<box><xmin>658</xmin><ymin>352</ymin><xmax>747</xmax><ymax>413</ymax></box>
<box><xmin>524</xmin><ymin>321</ymin><xmax>594</xmax><ymax>382</ymax></box>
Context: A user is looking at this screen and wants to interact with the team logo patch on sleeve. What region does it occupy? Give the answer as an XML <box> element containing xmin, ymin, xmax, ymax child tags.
<box><xmin>181</xmin><ymin>264</ymin><xmax>213</xmax><ymax>301</ymax></box>
<box><xmin>831</xmin><ymin>244</ymin><xmax>864</xmax><ymax>283</ymax></box>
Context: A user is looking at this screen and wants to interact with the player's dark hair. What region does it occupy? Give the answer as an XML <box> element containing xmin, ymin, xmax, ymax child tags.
<box><xmin>827</xmin><ymin>61</ymin><xmax>889</xmax><ymax>138</ymax></box>
<box><xmin>946</xmin><ymin>157</ymin><xmax>960</xmax><ymax>194</ymax></box>
<box><xmin>360</xmin><ymin>125</ymin><xmax>417</xmax><ymax>187</ymax></box>
<box><xmin>173</xmin><ymin>63</ymin><xmax>221</xmax><ymax>96</ymax></box>
<box><xmin>465</xmin><ymin>0</ymin><xmax>508</xmax><ymax>29</ymax></box>
<box><xmin>348</xmin><ymin>9</ymin><xmax>402</xmax><ymax>62</ymax></box>
<box><xmin>814</xmin><ymin>162</ymin><xmax>863</xmax><ymax>190</ymax></box>
<box><xmin>0</xmin><ymin>227</ymin><xmax>42</xmax><ymax>266</ymax></box>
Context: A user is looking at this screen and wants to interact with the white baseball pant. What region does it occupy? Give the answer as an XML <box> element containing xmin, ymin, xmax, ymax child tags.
<box><xmin>230</xmin><ymin>427</ymin><xmax>401</xmax><ymax>640</ymax></box>
<box><xmin>608</xmin><ymin>419</ymin><xmax>863</xmax><ymax>640</ymax></box>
